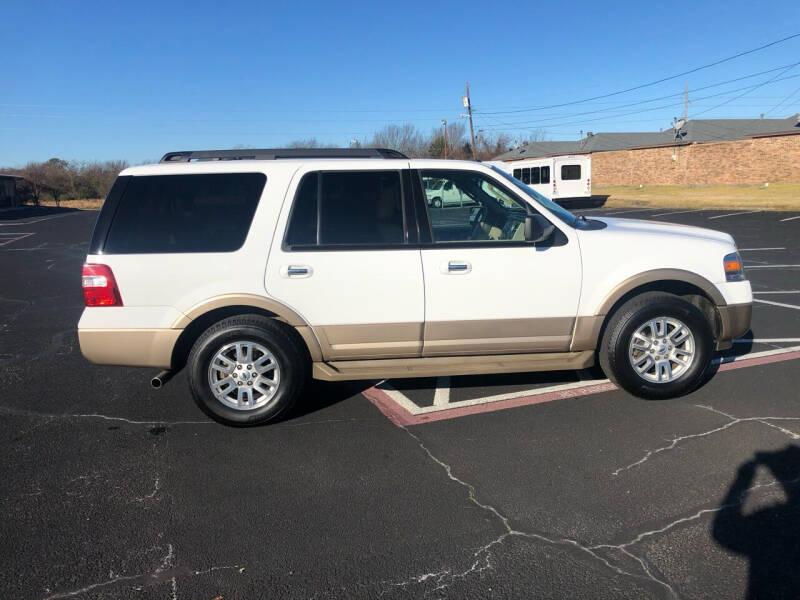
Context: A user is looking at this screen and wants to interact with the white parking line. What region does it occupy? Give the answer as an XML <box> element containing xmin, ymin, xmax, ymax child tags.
<box><xmin>779</xmin><ymin>215</ymin><xmax>800</xmax><ymax>222</ymax></box>
<box><xmin>753</xmin><ymin>290</ymin><xmax>800</xmax><ymax>294</ymax></box>
<box><xmin>433</xmin><ymin>376</ymin><xmax>451</xmax><ymax>406</ymax></box>
<box><xmin>649</xmin><ymin>209</ymin><xmax>706</xmax><ymax>217</ymax></box>
<box><xmin>603</xmin><ymin>208</ymin><xmax>658</xmax><ymax>215</ymax></box>
<box><xmin>0</xmin><ymin>232</ymin><xmax>34</xmax><ymax>246</ymax></box>
<box><xmin>744</xmin><ymin>265</ymin><xmax>800</xmax><ymax>269</ymax></box>
<box><xmin>753</xmin><ymin>298</ymin><xmax>800</xmax><ymax>310</ymax></box>
<box><xmin>734</xmin><ymin>338</ymin><xmax>800</xmax><ymax>343</ymax></box>
<box><xmin>739</xmin><ymin>247</ymin><xmax>786</xmax><ymax>251</ymax></box>
<box><xmin>708</xmin><ymin>210</ymin><xmax>761</xmax><ymax>220</ymax></box>
<box><xmin>712</xmin><ymin>344</ymin><xmax>800</xmax><ymax>366</ymax></box>
<box><xmin>0</xmin><ymin>212</ymin><xmax>82</xmax><ymax>226</ymax></box>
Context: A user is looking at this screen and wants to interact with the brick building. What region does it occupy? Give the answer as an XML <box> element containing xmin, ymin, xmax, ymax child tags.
<box><xmin>495</xmin><ymin>115</ymin><xmax>800</xmax><ymax>186</ymax></box>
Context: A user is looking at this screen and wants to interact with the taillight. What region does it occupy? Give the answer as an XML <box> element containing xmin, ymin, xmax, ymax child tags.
<box><xmin>82</xmin><ymin>263</ymin><xmax>123</xmax><ymax>306</ymax></box>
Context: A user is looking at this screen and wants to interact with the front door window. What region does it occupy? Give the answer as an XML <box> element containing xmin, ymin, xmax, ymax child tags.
<box><xmin>420</xmin><ymin>170</ymin><xmax>529</xmax><ymax>243</ymax></box>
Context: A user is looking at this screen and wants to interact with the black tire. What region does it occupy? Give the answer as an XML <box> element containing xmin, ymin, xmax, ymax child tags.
<box><xmin>432</xmin><ymin>197</ymin><xmax>442</xmax><ymax>208</ymax></box>
<box><xmin>598</xmin><ymin>292</ymin><xmax>714</xmax><ymax>399</ymax></box>
<box><xmin>187</xmin><ymin>314</ymin><xmax>309</xmax><ymax>426</ymax></box>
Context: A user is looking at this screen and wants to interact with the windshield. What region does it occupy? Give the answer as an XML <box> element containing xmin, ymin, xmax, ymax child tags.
<box><xmin>489</xmin><ymin>165</ymin><xmax>577</xmax><ymax>227</ymax></box>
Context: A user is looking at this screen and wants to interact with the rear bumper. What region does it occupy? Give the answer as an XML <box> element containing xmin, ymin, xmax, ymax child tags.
<box><xmin>716</xmin><ymin>303</ymin><xmax>752</xmax><ymax>350</ymax></box>
<box><xmin>78</xmin><ymin>328</ymin><xmax>181</xmax><ymax>368</ymax></box>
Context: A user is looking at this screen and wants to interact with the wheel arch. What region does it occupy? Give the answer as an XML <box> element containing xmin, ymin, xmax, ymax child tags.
<box><xmin>170</xmin><ymin>295</ymin><xmax>322</xmax><ymax>370</ymax></box>
<box><xmin>573</xmin><ymin>271</ymin><xmax>725</xmax><ymax>352</ymax></box>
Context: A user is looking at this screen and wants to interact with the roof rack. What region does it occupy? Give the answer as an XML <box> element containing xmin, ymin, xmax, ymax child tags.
<box><xmin>159</xmin><ymin>148</ymin><xmax>408</xmax><ymax>163</ymax></box>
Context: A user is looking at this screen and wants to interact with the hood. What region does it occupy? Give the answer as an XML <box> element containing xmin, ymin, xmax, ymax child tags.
<box><xmin>590</xmin><ymin>216</ymin><xmax>735</xmax><ymax>246</ymax></box>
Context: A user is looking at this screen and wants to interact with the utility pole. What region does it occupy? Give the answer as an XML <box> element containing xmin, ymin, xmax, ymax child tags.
<box><xmin>463</xmin><ymin>82</ymin><xmax>477</xmax><ymax>159</ymax></box>
<box><xmin>441</xmin><ymin>119</ymin><xmax>448</xmax><ymax>159</ymax></box>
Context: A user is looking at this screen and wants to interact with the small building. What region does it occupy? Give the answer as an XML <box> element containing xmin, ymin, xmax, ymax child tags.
<box><xmin>0</xmin><ymin>174</ymin><xmax>23</xmax><ymax>207</ymax></box>
<box><xmin>495</xmin><ymin>115</ymin><xmax>800</xmax><ymax>186</ymax></box>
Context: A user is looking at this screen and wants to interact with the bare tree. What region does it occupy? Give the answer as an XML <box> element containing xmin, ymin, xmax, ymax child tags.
<box><xmin>369</xmin><ymin>124</ymin><xmax>427</xmax><ymax>157</ymax></box>
<box><xmin>475</xmin><ymin>131</ymin><xmax>514</xmax><ymax>160</ymax></box>
<box><xmin>40</xmin><ymin>158</ymin><xmax>72</xmax><ymax>206</ymax></box>
<box><xmin>287</xmin><ymin>138</ymin><xmax>332</xmax><ymax>148</ymax></box>
<box><xmin>522</xmin><ymin>129</ymin><xmax>547</xmax><ymax>144</ymax></box>
<box><xmin>19</xmin><ymin>162</ymin><xmax>47</xmax><ymax>205</ymax></box>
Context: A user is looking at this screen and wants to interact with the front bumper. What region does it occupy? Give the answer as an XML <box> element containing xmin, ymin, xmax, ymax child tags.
<box><xmin>716</xmin><ymin>303</ymin><xmax>752</xmax><ymax>350</ymax></box>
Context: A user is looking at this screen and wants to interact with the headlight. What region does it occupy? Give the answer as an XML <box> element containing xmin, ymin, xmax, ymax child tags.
<box><xmin>723</xmin><ymin>251</ymin><xmax>746</xmax><ymax>282</ymax></box>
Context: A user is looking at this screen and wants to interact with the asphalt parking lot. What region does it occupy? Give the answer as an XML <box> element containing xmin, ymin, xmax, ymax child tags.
<box><xmin>1</xmin><ymin>205</ymin><xmax>799</xmax><ymax>599</ymax></box>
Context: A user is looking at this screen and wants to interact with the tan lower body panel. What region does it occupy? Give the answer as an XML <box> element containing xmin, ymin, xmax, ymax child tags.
<box><xmin>423</xmin><ymin>317</ymin><xmax>575</xmax><ymax>356</ymax></box>
<box><xmin>570</xmin><ymin>315</ymin><xmax>605</xmax><ymax>352</ymax></box>
<box><xmin>716</xmin><ymin>302</ymin><xmax>752</xmax><ymax>350</ymax></box>
<box><xmin>312</xmin><ymin>350</ymin><xmax>594</xmax><ymax>381</ymax></box>
<box><xmin>312</xmin><ymin>323</ymin><xmax>423</xmax><ymax>360</ymax></box>
<box><xmin>78</xmin><ymin>328</ymin><xmax>181</xmax><ymax>368</ymax></box>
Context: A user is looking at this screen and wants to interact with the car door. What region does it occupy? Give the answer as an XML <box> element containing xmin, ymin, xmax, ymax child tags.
<box><xmin>413</xmin><ymin>165</ymin><xmax>582</xmax><ymax>357</ymax></box>
<box><xmin>265</xmin><ymin>164</ymin><xmax>424</xmax><ymax>360</ymax></box>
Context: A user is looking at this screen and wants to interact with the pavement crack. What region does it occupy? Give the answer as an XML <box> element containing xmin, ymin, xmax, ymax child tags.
<box><xmin>133</xmin><ymin>476</ymin><xmax>161</xmax><ymax>503</ymax></box>
<box><xmin>43</xmin><ymin>543</ymin><xmax>243</xmax><ymax>599</ymax></box>
<box><xmin>0</xmin><ymin>405</ymin><xmax>213</xmax><ymax>426</ymax></box>
<box><xmin>612</xmin><ymin>404</ymin><xmax>800</xmax><ymax>476</ymax></box>
<box><xmin>386</xmin><ymin>426</ymin><xmax>677</xmax><ymax>597</ymax></box>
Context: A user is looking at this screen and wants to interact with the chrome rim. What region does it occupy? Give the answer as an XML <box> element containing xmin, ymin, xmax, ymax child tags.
<box><xmin>207</xmin><ymin>341</ymin><xmax>281</xmax><ymax>411</ymax></box>
<box><xmin>628</xmin><ymin>317</ymin><xmax>695</xmax><ymax>384</ymax></box>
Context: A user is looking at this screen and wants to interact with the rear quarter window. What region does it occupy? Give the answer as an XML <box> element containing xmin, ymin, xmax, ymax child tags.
<box><xmin>101</xmin><ymin>173</ymin><xmax>266</xmax><ymax>254</ymax></box>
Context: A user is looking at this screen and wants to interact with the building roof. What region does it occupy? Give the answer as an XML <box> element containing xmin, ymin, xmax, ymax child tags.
<box><xmin>495</xmin><ymin>114</ymin><xmax>800</xmax><ymax>160</ymax></box>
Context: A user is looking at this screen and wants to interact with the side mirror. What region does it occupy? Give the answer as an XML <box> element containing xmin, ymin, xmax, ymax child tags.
<box><xmin>525</xmin><ymin>214</ymin><xmax>555</xmax><ymax>243</ymax></box>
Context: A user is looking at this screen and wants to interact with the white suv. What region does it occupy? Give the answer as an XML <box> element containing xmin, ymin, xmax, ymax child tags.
<box><xmin>79</xmin><ymin>148</ymin><xmax>752</xmax><ymax>426</ymax></box>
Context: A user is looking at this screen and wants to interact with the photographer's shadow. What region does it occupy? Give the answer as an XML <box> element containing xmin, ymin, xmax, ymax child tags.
<box><xmin>712</xmin><ymin>446</ymin><xmax>800</xmax><ymax>599</ymax></box>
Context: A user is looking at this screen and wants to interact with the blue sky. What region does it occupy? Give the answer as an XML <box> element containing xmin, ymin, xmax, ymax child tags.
<box><xmin>3</xmin><ymin>0</ymin><xmax>800</xmax><ymax>165</ymax></box>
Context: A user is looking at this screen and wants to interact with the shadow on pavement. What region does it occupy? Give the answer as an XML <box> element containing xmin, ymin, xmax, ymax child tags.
<box><xmin>0</xmin><ymin>205</ymin><xmax>80</xmax><ymax>221</ymax></box>
<box><xmin>701</xmin><ymin>332</ymin><xmax>754</xmax><ymax>385</ymax></box>
<box><xmin>712</xmin><ymin>445</ymin><xmax>800</xmax><ymax>600</ymax></box>
<box><xmin>289</xmin><ymin>379</ymin><xmax>376</xmax><ymax>420</ymax></box>
<box><xmin>560</xmin><ymin>194</ymin><xmax>609</xmax><ymax>209</ymax></box>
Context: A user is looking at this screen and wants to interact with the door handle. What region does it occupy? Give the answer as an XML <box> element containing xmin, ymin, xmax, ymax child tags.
<box><xmin>282</xmin><ymin>265</ymin><xmax>313</xmax><ymax>278</ymax></box>
<box><xmin>441</xmin><ymin>260</ymin><xmax>471</xmax><ymax>274</ymax></box>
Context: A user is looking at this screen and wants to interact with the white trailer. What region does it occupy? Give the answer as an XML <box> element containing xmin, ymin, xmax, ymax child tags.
<box><xmin>490</xmin><ymin>155</ymin><xmax>591</xmax><ymax>203</ymax></box>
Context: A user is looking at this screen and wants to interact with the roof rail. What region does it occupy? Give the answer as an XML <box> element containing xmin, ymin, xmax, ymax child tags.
<box><xmin>159</xmin><ymin>148</ymin><xmax>408</xmax><ymax>163</ymax></box>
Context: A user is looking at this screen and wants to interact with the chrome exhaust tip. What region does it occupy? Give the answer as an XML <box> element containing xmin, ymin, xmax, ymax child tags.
<box><xmin>151</xmin><ymin>370</ymin><xmax>174</xmax><ymax>389</ymax></box>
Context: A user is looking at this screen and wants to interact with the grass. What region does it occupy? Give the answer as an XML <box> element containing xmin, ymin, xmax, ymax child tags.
<box><xmin>38</xmin><ymin>198</ymin><xmax>104</xmax><ymax>210</ymax></box>
<box><xmin>594</xmin><ymin>183</ymin><xmax>800</xmax><ymax>211</ymax></box>
<box><xmin>30</xmin><ymin>183</ymin><xmax>800</xmax><ymax>212</ymax></box>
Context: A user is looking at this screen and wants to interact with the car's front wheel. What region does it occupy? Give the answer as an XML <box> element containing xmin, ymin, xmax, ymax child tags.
<box><xmin>187</xmin><ymin>315</ymin><xmax>309</xmax><ymax>426</ymax></box>
<box><xmin>598</xmin><ymin>292</ymin><xmax>714</xmax><ymax>399</ymax></box>
<box><xmin>432</xmin><ymin>197</ymin><xmax>442</xmax><ymax>208</ymax></box>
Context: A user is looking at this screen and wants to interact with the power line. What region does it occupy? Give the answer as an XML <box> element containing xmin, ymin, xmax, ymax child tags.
<box><xmin>477</xmin><ymin>32</ymin><xmax>800</xmax><ymax>115</ymax></box>
<box><xmin>476</xmin><ymin>71</ymin><xmax>800</xmax><ymax>132</ymax></box>
<box><xmin>764</xmin><ymin>83</ymin><xmax>800</xmax><ymax>116</ymax></box>
<box><xmin>474</xmin><ymin>62</ymin><xmax>800</xmax><ymax>127</ymax></box>
<box><xmin>691</xmin><ymin>63</ymin><xmax>799</xmax><ymax>117</ymax></box>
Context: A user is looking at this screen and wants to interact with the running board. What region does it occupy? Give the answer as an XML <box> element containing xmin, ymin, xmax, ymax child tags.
<box><xmin>312</xmin><ymin>351</ymin><xmax>595</xmax><ymax>381</ymax></box>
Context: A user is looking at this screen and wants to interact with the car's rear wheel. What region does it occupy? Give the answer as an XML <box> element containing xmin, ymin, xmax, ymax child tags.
<box><xmin>598</xmin><ymin>292</ymin><xmax>714</xmax><ymax>399</ymax></box>
<box><xmin>187</xmin><ymin>314</ymin><xmax>309</xmax><ymax>426</ymax></box>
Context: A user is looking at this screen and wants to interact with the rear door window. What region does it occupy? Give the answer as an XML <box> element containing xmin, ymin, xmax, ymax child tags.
<box><xmin>103</xmin><ymin>173</ymin><xmax>265</xmax><ymax>254</ymax></box>
<box><xmin>284</xmin><ymin>170</ymin><xmax>406</xmax><ymax>248</ymax></box>
<box><xmin>560</xmin><ymin>164</ymin><xmax>581</xmax><ymax>180</ymax></box>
